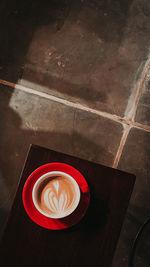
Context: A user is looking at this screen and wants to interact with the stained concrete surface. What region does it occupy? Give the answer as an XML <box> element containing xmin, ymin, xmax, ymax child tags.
<box><xmin>1</xmin><ymin>0</ymin><xmax>150</xmax><ymax>115</ymax></box>
<box><xmin>1</xmin><ymin>0</ymin><xmax>150</xmax><ymax>266</ymax></box>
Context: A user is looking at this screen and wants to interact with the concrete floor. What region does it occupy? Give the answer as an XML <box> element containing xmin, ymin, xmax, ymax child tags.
<box><xmin>0</xmin><ymin>0</ymin><xmax>150</xmax><ymax>266</ymax></box>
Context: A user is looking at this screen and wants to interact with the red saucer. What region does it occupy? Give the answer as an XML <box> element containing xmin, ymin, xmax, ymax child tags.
<box><xmin>22</xmin><ymin>163</ymin><xmax>90</xmax><ymax>230</ymax></box>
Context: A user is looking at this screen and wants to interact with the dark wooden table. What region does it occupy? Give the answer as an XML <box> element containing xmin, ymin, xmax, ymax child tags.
<box><xmin>0</xmin><ymin>145</ymin><xmax>135</xmax><ymax>267</ymax></box>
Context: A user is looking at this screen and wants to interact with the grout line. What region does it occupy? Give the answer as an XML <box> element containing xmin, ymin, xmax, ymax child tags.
<box><xmin>132</xmin><ymin>121</ymin><xmax>150</xmax><ymax>132</ymax></box>
<box><xmin>1</xmin><ymin>78</ymin><xmax>150</xmax><ymax>134</ymax></box>
<box><xmin>113</xmin><ymin>57</ymin><xmax>150</xmax><ymax>168</ymax></box>
<box><xmin>0</xmin><ymin>78</ymin><xmax>129</xmax><ymax>126</ymax></box>
<box><xmin>0</xmin><ymin>79</ymin><xmax>16</xmax><ymax>88</ymax></box>
<box><xmin>112</xmin><ymin>125</ymin><xmax>131</xmax><ymax>168</ymax></box>
<box><xmin>128</xmin><ymin>58</ymin><xmax>150</xmax><ymax>121</ymax></box>
<box><xmin>1</xmin><ymin>77</ymin><xmax>150</xmax><ymax>170</ymax></box>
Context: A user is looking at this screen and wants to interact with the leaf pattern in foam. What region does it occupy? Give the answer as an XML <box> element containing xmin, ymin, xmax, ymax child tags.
<box><xmin>43</xmin><ymin>181</ymin><xmax>71</xmax><ymax>215</ymax></box>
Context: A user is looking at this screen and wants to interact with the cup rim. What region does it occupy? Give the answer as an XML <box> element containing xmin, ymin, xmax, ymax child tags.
<box><xmin>32</xmin><ymin>171</ymin><xmax>81</xmax><ymax>219</ymax></box>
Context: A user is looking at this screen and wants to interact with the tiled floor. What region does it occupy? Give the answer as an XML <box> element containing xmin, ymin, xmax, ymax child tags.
<box><xmin>0</xmin><ymin>0</ymin><xmax>150</xmax><ymax>266</ymax></box>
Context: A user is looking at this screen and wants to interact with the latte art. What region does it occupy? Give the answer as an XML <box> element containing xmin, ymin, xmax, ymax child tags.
<box><xmin>35</xmin><ymin>175</ymin><xmax>79</xmax><ymax>218</ymax></box>
<box><xmin>42</xmin><ymin>180</ymin><xmax>74</xmax><ymax>216</ymax></box>
<box><xmin>44</xmin><ymin>186</ymin><xmax>70</xmax><ymax>215</ymax></box>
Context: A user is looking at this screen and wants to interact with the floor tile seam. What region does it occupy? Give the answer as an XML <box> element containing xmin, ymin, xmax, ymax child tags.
<box><xmin>114</xmin><ymin>57</ymin><xmax>150</xmax><ymax>168</ymax></box>
<box><xmin>127</xmin><ymin>58</ymin><xmax>150</xmax><ymax>121</ymax></box>
<box><xmin>1</xmin><ymin>77</ymin><xmax>150</xmax><ymax>171</ymax></box>
<box><xmin>112</xmin><ymin>125</ymin><xmax>131</xmax><ymax>168</ymax></box>
<box><xmin>0</xmin><ymin>78</ymin><xmax>130</xmax><ymax>125</ymax></box>
<box><xmin>113</xmin><ymin>121</ymin><xmax>150</xmax><ymax>168</ymax></box>
<box><xmin>132</xmin><ymin>121</ymin><xmax>150</xmax><ymax>132</ymax></box>
<box><xmin>1</xmin><ymin>79</ymin><xmax>150</xmax><ymax>132</ymax></box>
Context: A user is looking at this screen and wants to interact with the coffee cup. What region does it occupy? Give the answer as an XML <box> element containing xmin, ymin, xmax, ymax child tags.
<box><xmin>32</xmin><ymin>171</ymin><xmax>80</xmax><ymax>219</ymax></box>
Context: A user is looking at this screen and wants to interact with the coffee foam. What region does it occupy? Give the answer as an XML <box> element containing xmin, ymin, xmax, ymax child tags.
<box><xmin>35</xmin><ymin>175</ymin><xmax>78</xmax><ymax>218</ymax></box>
